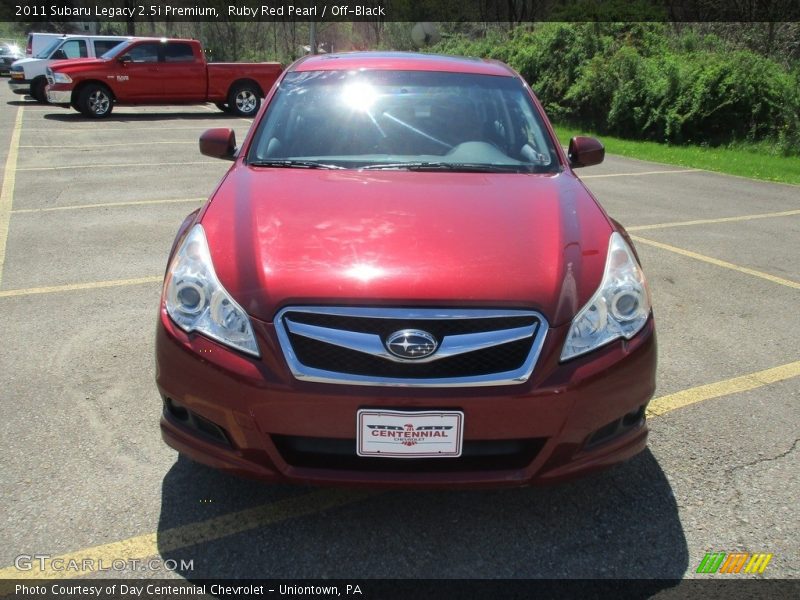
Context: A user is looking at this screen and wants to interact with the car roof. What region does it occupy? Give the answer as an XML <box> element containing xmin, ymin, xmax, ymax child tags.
<box><xmin>292</xmin><ymin>52</ymin><xmax>515</xmax><ymax>77</ymax></box>
<box><xmin>42</xmin><ymin>34</ymin><xmax>130</xmax><ymax>39</ymax></box>
<box><xmin>113</xmin><ymin>37</ymin><xmax>197</xmax><ymax>44</ymax></box>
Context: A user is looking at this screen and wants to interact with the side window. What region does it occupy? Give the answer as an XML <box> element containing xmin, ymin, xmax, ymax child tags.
<box><xmin>59</xmin><ymin>40</ymin><xmax>88</xmax><ymax>59</ymax></box>
<box><xmin>125</xmin><ymin>43</ymin><xmax>159</xmax><ymax>63</ymax></box>
<box><xmin>94</xmin><ymin>40</ymin><xmax>123</xmax><ymax>56</ymax></box>
<box><xmin>164</xmin><ymin>43</ymin><xmax>194</xmax><ymax>63</ymax></box>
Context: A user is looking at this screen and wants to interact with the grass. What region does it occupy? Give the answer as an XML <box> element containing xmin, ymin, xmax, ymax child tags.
<box><xmin>551</xmin><ymin>124</ymin><xmax>800</xmax><ymax>186</ymax></box>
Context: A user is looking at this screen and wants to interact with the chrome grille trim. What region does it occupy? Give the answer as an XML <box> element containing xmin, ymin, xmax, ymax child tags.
<box><xmin>274</xmin><ymin>306</ymin><xmax>549</xmax><ymax>387</ymax></box>
<box><xmin>286</xmin><ymin>318</ymin><xmax>537</xmax><ymax>364</ymax></box>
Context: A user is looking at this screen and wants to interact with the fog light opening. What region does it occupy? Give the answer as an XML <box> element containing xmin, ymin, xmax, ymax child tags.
<box><xmin>163</xmin><ymin>397</ymin><xmax>232</xmax><ymax>447</ymax></box>
<box><xmin>165</xmin><ymin>397</ymin><xmax>189</xmax><ymax>422</ymax></box>
<box><xmin>622</xmin><ymin>405</ymin><xmax>646</xmax><ymax>427</ymax></box>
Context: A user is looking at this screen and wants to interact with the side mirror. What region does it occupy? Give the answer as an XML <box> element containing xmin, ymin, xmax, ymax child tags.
<box><xmin>118</xmin><ymin>54</ymin><xmax>132</xmax><ymax>63</ymax></box>
<box><xmin>200</xmin><ymin>128</ymin><xmax>237</xmax><ymax>160</ymax></box>
<box><xmin>568</xmin><ymin>136</ymin><xmax>605</xmax><ymax>168</ymax></box>
<box><xmin>52</xmin><ymin>49</ymin><xmax>67</xmax><ymax>60</ymax></box>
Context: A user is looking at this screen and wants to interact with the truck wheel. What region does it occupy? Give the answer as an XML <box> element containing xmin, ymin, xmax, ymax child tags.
<box><xmin>228</xmin><ymin>83</ymin><xmax>260</xmax><ymax>117</ymax></box>
<box><xmin>215</xmin><ymin>102</ymin><xmax>230</xmax><ymax>113</ymax></box>
<box><xmin>77</xmin><ymin>84</ymin><xmax>113</xmax><ymax>118</ymax></box>
<box><xmin>31</xmin><ymin>78</ymin><xmax>48</xmax><ymax>103</ymax></box>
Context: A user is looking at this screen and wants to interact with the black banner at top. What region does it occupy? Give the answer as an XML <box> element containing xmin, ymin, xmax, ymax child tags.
<box><xmin>3</xmin><ymin>0</ymin><xmax>800</xmax><ymax>23</ymax></box>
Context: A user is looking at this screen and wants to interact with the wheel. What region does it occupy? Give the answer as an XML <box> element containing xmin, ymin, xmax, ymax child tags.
<box><xmin>215</xmin><ymin>102</ymin><xmax>230</xmax><ymax>113</ymax></box>
<box><xmin>77</xmin><ymin>84</ymin><xmax>113</xmax><ymax>118</ymax></box>
<box><xmin>31</xmin><ymin>77</ymin><xmax>48</xmax><ymax>103</ymax></box>
<box><xmin>228</xmin><ymin>83</ymin><xmax>260</xmax><ymax>117</ymax></box>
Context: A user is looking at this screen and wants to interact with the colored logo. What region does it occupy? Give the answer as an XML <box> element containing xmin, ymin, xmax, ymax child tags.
<box><xmin>696</xmin><ymin>552</ymin><xmax>773</xmax><ymax>574</ymax></box>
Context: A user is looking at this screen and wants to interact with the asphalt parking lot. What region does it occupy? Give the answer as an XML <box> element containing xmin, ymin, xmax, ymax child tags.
<box><xmin>0</xmin><ymin>82</ymin><xmax>798</xmax><ymax>587</ymax></box>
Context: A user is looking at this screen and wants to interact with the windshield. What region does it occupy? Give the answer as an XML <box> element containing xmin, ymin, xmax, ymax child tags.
<box><xmin>247</xmin><ymin>70</ymin><xmax>561</xmax><ymax>173</ymax></box>
<box><xmin>36</xmin><ymin>39</ymin><xmax>63</xmax><ymax>59</ymax></box>
<box><xmin>100</xmin><ymin>40</ymin><xmax>132</xmax><ymax>60</ymax></box>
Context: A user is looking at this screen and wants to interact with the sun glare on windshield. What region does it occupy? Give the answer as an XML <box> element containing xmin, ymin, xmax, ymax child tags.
<box><xmin>340</xmin><ymin>82</ymin><xmax>379</xmax><ymax>112</ymax></box>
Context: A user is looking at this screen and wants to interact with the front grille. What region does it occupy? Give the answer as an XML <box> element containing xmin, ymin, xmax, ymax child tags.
<box><xmin>274</xmin><ymin>307</ymin><xmax>548</xmax><ymax>387</ymax></box>
<box><xmin>290</xmin><ymin>335</ymin><xmax>532</xmax><ymax>379</ymax></box>
<box><xmin>273</xmin><ymin>435</ymin><xmax>547</xmax><ymax>472</ymax></box>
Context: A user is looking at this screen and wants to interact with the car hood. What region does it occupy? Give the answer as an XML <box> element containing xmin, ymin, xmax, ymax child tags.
<box><xmin>50</xmin><ymin>58</ymin><xmax>106</xmax><ymax>71</ymax></box>
<box><xmin>201</xmin><ymin>167</ymin><xmax>614</xmax><ymax>326</ymax></box>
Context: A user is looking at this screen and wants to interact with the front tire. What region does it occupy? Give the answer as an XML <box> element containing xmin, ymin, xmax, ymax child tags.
<box><xmin>227</xmin><ymin>83</ymin><xmax>260</xmax><ymax>117</ymax></box>
<box><xmin>77</xmin><ymin>84</ymin><xmax>113</xmax><ymax>118</ymax></box>
<box><xmin>31</xmin><ymin>77</ymin><xmax>48</xmax><ymax>103</ymax></box>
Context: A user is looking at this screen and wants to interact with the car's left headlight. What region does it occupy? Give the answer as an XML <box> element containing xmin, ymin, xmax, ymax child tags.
<box><xmin>561</xmin><ymin>232</ymin><xmax>651</xmax><ymax>361</ymax></box>
<box><xmin>164</xmin><ymin>224</ymin><xmax>260</xmax><ymax>357</ymax></box>
<box><xmin>51</xmin><ymin>72</ymin><xmax>72</xmax><ymax>84</ymax></box>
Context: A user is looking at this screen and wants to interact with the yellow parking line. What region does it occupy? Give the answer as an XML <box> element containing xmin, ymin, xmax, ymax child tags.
<box><xmin>0</xmin><ymin>489</ymin><xmax>375</xmax><ymax>579</ymax></box>
<box><xmin>17</xmin><ymin>161</ymin><xmax>220</xmax><ymax>172</ymax></box>
<box><xmin>0</xmin><ymin>276</ymin><xmax>162</xmax><ymax>299</ymax></box>
<box><xmin>12</xmin><ymin>197</ymin><xmax>205</xmax><ymax>214</ymax></box>
<box><xmin>0</xmin><ymin>106</ymin><xmax>24</xmax><ymax>288</ymax></box>
<box><xmin>582</xmin><ymin>168</ymin><xmax>702</xmax><ymax>179</ymax></box>
<box><xmin>647</xmin><ymin>360</ymin><xmax>800</xmax><ymax>417</ymax></box>
<box><xmin>0</xmin><ymin>360</ymin><xmax>797</xmax><ymax>580</ymax></box>
<box><xmin>19</xmin><ymin>142</ymin><xmax>196</xmax><ymax>149</ymax></box>
<box><xmin>627</xmin><ymin>209</ymin><xmax>800</xmax><ymax>232</ymax></box>
<box><xmin>631</xmin><ymin>235</ymin><xmax>800</xmax><ymax>290</ymax></box>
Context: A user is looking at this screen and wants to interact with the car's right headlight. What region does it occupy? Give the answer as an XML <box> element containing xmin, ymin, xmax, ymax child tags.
<box><xmin>561</xmin><ymin>232</ymin><xmax>651</xmax><ymax>361</ymax></box>
<box><xmin>164</xmin><ymin>224</ymin><xmax>260</xmax><ymax>357</ymax></box>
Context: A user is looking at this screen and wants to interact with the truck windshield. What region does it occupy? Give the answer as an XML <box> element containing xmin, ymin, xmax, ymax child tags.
<box><xmin>35</xmin><ymin>39</ymin><xmax>62</xmax><ymax>59</ymax></box>
<box><xmin>247</xmin><ymin>70</ymin><xmax>561</xmax><ymax>173</ymax></box>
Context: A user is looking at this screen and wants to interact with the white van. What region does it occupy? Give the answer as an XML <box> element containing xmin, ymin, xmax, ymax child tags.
<box><xmin>25</xmin><ymin>32</ymin><xmax>64</xmax><ymax>57</ymax></box>
<box><xmin>9</xmin><ymin>34</ymin><xmax>131</xmax><ymax>102</ymax></box>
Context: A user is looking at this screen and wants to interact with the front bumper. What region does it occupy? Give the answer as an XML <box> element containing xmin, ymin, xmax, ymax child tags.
<box><xmin>46</xmin><ymin>85</ymin><xmax>72</xmax><ymax>105</ymax></box>
<box><xmin>156</xmin><ymin>308</ymin><xmax>657</xmax><ymax>489</ymax></box>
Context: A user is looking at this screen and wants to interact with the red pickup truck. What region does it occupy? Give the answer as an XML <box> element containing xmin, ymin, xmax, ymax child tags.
<box><xmin>45</xmin><ymin>38</ymin><xmax>282</xmax><ymax>118</ymax></box>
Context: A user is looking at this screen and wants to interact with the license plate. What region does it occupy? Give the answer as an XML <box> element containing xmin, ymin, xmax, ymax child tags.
<box><xmin>357</xmin><ymin>409</ymin><xmax>464</xmax><ymax>458</ymax></box>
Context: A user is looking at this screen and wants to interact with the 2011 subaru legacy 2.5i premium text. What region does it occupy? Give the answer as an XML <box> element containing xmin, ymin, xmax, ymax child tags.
<box><xmin>155</xmin><ymin>52</ymin><xmax>657</xmax><ymax>488</ymax></box>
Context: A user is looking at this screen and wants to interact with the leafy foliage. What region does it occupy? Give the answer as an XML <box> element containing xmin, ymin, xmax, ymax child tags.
<box><xmin>431</xmin><ymin>23</ymin><xmax>800</xmax><ymax>155</ymax></box>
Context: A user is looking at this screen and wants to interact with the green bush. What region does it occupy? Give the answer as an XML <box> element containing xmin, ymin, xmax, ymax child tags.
<box><xmin>431</xmin><ymin>23</ymin><xmax>800</xmax><ymax>156</ymax></box>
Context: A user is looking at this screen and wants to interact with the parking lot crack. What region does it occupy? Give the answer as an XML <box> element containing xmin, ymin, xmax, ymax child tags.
<box><xmin>730</xmin><ymin>437</ymin><xmax>799</xmax><ymax>472</ymax></box>
<box><xmin>724</xmin><ymin>437</ymin><xmax>799</xmax><ymax>537</ymax></box>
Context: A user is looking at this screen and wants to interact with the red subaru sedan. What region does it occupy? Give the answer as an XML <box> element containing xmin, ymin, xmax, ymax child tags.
<box><xmin>155</xmin><ymin>52</ymin><xmax>656</xmax><ymax>488</ymax></box>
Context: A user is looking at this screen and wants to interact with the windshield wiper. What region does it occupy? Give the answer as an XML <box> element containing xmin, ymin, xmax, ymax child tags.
<box><xmin>361</xmin><ymin>162</ymin><xmax>529</xmax><ymax>173</ymax></box>
<box><xmin>248</xmin><ymin>159</ymin><xmax>345</xmax><ymax>170</ymax></box>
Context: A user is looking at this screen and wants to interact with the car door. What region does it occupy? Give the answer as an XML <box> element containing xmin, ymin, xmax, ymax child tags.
<box><xmin>159</xmin><ymin>42</ymin><xmax>206</xmax><ymax>101</ymax></box>
<box><xmin>113</xmin><ymin>41</ymin><xmax>162</xmax><ymax>101</ymax></box>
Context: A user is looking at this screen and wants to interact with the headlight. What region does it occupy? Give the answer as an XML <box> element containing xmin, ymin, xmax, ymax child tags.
<box><xmin>51</xmin><ymin>72</ymin><xmax>72</xmax><ymax>84</ymax></box>
<box><xmin>561</xmin><ymin>232</ymin><xmax>651</xmax><ymax>361</ymax></box>
<box><xmin>164</xmin><ymin>224</ymin><xmax>260</xmax><ymax>357</ymax></box>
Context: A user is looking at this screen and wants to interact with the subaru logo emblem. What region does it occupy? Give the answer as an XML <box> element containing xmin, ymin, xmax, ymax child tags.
<box><xmin>385</xmin><ymin>330</ymin><xmax>438</xmax><ymax>360</ymax></box>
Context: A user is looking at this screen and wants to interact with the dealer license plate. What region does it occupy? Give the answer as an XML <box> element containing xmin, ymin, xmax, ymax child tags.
<box><xmin>356</xmin><ymin>409</ymin><xmax>464</xmax><ymax>458</ymax></box>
